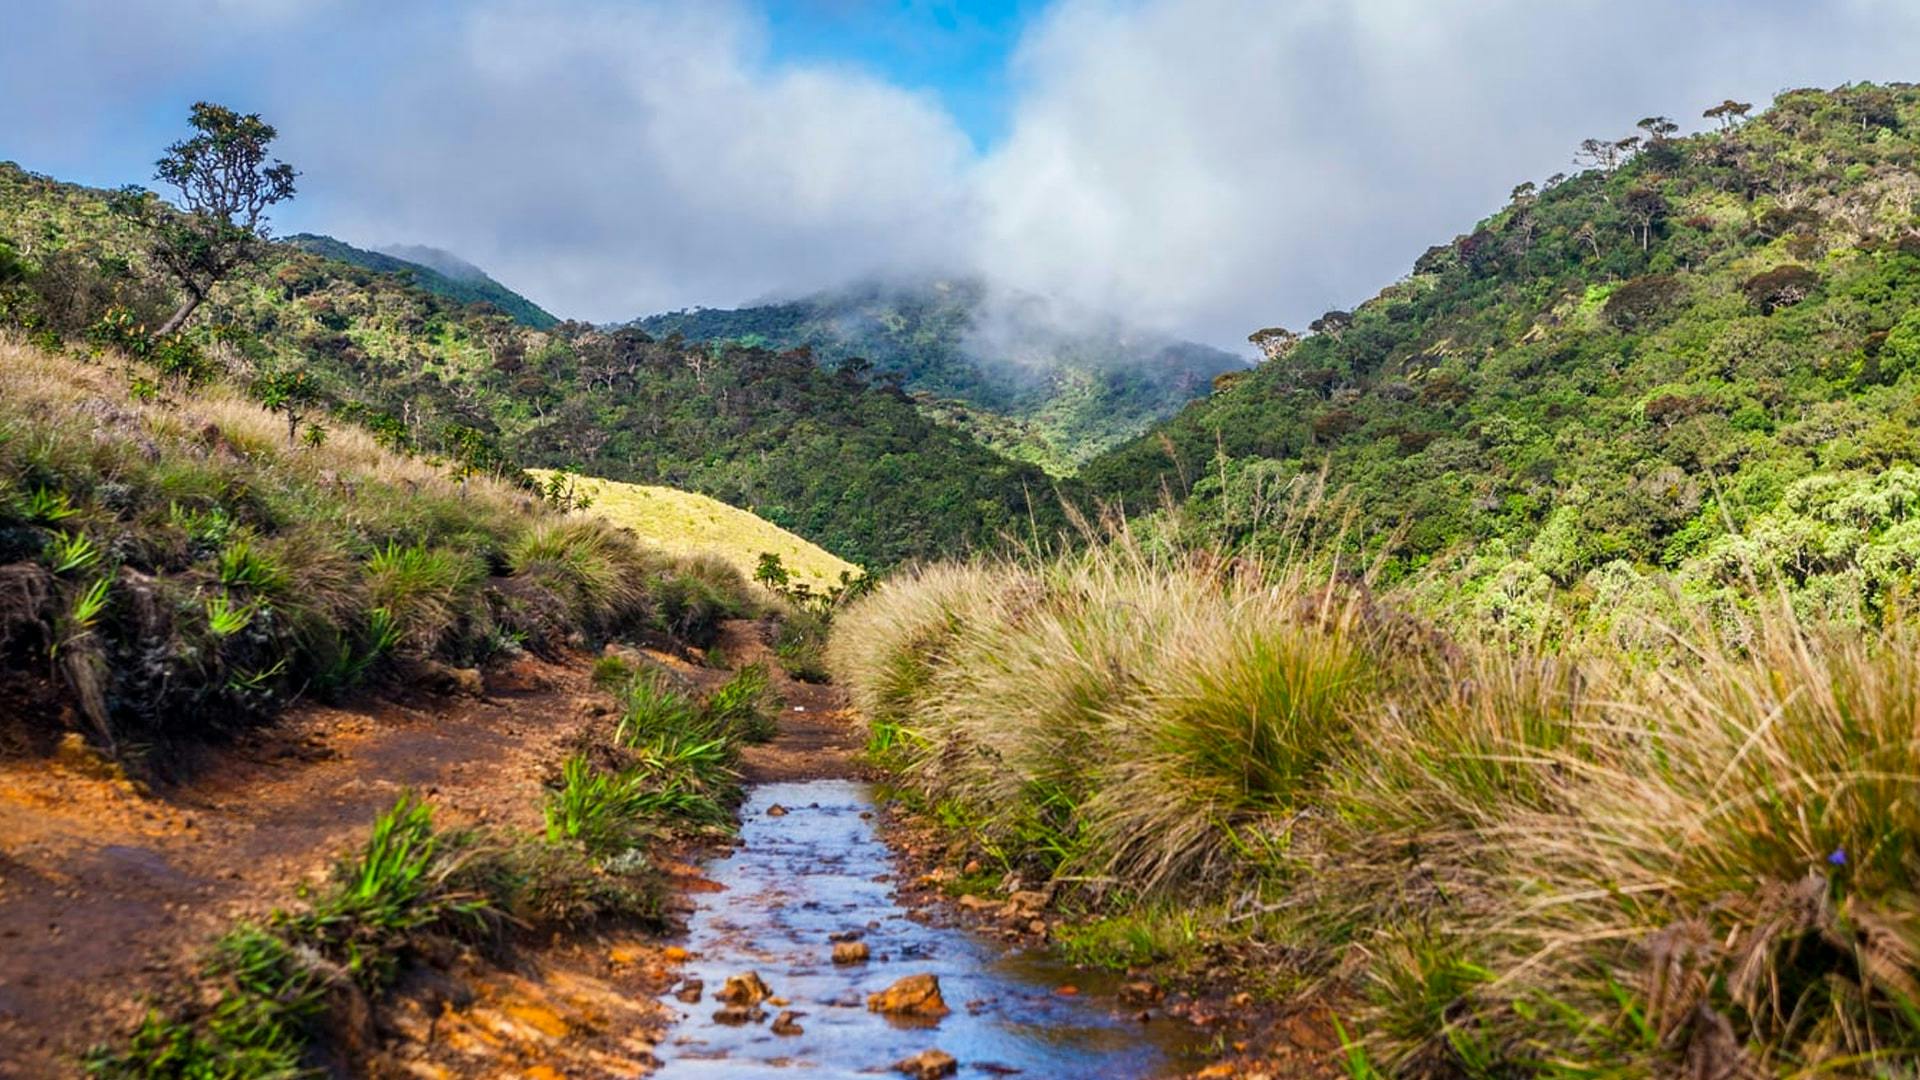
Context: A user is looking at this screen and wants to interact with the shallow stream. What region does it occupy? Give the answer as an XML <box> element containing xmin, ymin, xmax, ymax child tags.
<box><xmin>653</xmin><ymin>779</ymin><xmax>1201</xmax><ymax>1078</ymax></box>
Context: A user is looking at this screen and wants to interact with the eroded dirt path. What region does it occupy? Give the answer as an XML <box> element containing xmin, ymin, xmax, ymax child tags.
<box><xmin>0</xmin><ymin>650</ymin><xmax>688</xmax><ymax>1078</ymax></box>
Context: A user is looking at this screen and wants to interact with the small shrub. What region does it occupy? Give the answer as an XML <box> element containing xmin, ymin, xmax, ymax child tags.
<box><xmin>363</xmin><ymin>542</ymin><xmax>483</xmax><ymax>657</ymax></box>
<box><xmin>703</xmin><ymin>662</ymin><xmax>779</xmax><ymax>743</ymax></box>
<box><xmin>85</xmin><ymin>926</ymin><xmax>328</xmax><ymax>1079</ymax></box>
<box><xmin>544</xmin><ymin>755</ymin><xmax>653</xmax><ymax>855</ymax></box>
<box><xmin>772</xmin><ymin>608</ymin><xmax>832</xmax><ymax>683</ymax></box>
<box><xmin>490</xmin><ymin>839</ymin><xmax>660</xmax><ymax>932</ymax></box>
<box><xmin>591</xmin><ymin>654</ymin><xmax>635</xmax><ymax>690</ymax></box>
<box><xmin>280</xmin><ymin>793</ymin><xmax>498</xmax><ymax>990</ymax></box>
<box><xmin>652</xmin><ymin>571</ymin><xmax>738</xmax><ymax>648</ymax></box>
<box><xmin>1743</xmin><ymin>264</ymin><xmax>1820</xmax><ymax>313</ymax></box>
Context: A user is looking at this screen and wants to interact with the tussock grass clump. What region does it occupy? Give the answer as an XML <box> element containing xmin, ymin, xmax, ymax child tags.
<box><xmin>542</xmin><ymin>662</ymin><xmax>775</xmax><ymax>856</ymax></box>
<box><xmin>833</xmin><ymin>537</ymin><xmax>1381</xmax><ymax>892</ymax></box>
<box><xmin>362</xmin><ymin>541</ymin><xmax>486</xmax><ymax>658</ymax></box>
<box><xmin>507</xmin><ymin>517</ymin><xmax>654</xmax><ymax>637</ymax></box>
<box><xmin>0</xmin><ymin>337</ymin><xmax>757</xmax><ymax>760</ymax></box>
<box><xmin>833</xmin><ymin>534</ymin><xmax>1920</xmax><ymax>1072</ymax></box>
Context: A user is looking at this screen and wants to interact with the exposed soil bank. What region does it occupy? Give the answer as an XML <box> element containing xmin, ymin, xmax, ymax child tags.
<box><xmin>0</xmin><ymin>651</ymin><xmax>677</xmax><ymax>1078</ymax></box>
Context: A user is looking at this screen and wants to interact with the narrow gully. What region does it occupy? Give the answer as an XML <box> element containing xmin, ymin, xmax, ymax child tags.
<box><xmin>653</xmin><ymin>779</ymin><xmax>1203</xmax><ymax>1078</ymax></box>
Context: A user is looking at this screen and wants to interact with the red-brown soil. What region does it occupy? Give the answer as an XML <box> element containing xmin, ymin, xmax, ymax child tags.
<box><xmin>0</xmin><ymin>634</ymin><xmax>743</xmax><ymax>1078</ymax></box>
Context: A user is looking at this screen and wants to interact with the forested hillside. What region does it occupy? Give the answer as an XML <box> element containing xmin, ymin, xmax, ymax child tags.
<box><xmin>635</xmin><ymin>278</ymin><xmax>1244</xmax><ymax>472</ymax></box>
<box><xmin>1085</xmin><ymin>83</ymin><xmax>1920</xmax><ymax>625</ymax></box>
<box><xmin>0</xmin><ymin>162</ymin><xmax>1068</xmax><ymax>568</ymax></box>
<box><xmin>283</xmin><ymin>233</ymin><xmax>558</xmax><ymax>329</ymax></box>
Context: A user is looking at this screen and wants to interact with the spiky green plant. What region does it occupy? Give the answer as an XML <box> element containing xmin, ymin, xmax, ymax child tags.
<box><xmin>205</xmin><ymin>591</ymin><xmax>256</xmax><ymax>637</ymax></box>
<box><xmin>216</xmin><ymin>539</ymin><xmax>286</xmax><ymax>593</ymax></box>
<box><xmin>45</xmin><ymin>529</ymin><xmax>101</xmax><ymax>574</ymax></box>
<box><xmin>703</xmin><ymin>662</ymin><xmax>779</xmax><ymax>743</ymax></box>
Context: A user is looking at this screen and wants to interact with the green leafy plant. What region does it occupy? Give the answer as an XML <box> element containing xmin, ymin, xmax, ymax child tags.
<box><xmin>702</xmin><ymin>662</ymin><xmax>779</xmax><ymax>743</ymax></box>
<box><xmin>205</xmin><ymin>591</ymin><xmax>257</xmax><ymax>637</ymax></box>
<box><xmin>216</xmin><ymin>539</ymin><xmax>285</xmax><ymax>593</ymax></box>
<box><xmin>45</xmin><ymin>530</ymin><xmax>101</xmax><ymax>574</ymax></box>
<box><xmin>20</xmin><ymin>485</ymin><xmax>78</xmax><ymax>524</ymax></box>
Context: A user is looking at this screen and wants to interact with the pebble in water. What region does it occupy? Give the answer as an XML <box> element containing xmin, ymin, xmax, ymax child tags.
<box><xmin>651</xmin><ymin>779</ymin><xmax>1199</xmax><ymax>1079</ymax></box>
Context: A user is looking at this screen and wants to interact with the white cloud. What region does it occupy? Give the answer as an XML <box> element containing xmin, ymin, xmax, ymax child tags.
<box><xmin>970</xmin><ymin>0</ymin><xmax>1920</xmax><ymax>345</ymax></box>
<box><xmin>6</xmin><ymin>0</ymin><xmax>1920</xmax><ymax>345</ymax></box>
<box><xmin>268</xmin><ymin>1</ymin><xmax>972</xmax><ymax>321</ymax></box>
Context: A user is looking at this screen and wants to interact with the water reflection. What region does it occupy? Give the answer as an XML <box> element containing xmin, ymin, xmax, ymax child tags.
<box><xmin>654</xmin><ymin>780</ymin><xmax>1198</xmax><ymax>1079</ymax></box>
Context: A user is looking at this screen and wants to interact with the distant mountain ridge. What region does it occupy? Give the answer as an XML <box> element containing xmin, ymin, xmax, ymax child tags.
<box><xmin>632</xmin><ymin>278</ymin><xmax>1247</xmax><ymax>473</ymax></box>
<box><xmin>283</xmin><ymin>233</ymin><xmax>557</xmax><ymax>329</ymax></box>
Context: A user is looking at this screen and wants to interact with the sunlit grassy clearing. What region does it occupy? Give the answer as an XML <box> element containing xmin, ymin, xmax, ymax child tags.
<box><xmin>531</xmin><ymin>470</ymin><xmax>859</xmax><ymax>593</ymax></box>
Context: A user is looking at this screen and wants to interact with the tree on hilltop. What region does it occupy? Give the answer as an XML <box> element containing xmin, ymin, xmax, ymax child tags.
<box><xmin>115</xmin><ymin>102</ymin><xmax>297</xmax><ymax>335</ymax></box>
<box><xmin>1248</xmin><ymin>326</ymin><xmax>1300</xmax><ymax>361</ymax></box>
<box><xmin>1703</xmin><ymin>99</ymin><xmax>1752</xmax><ymax>130</ymax></box>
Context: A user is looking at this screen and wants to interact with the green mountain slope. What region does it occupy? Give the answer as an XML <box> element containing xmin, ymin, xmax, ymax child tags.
<box><xmin>283</xmin><ymin>232</ymin><xmax>558</xmax><ymax>329</ymax></box>
<box><xmin>0</xmin><ymin>162</ymin><xmax>1069</xmax><ymax>569</ymax></box>
<box><xmin>1083</xmin><ymin>82</ymin><xmax>1920</xmax><ymax>616</ymax></box>
<box><xmin>634</xmin><ymin>278</ymin><xmax>1245</xmax><ymax>473</ymax></box>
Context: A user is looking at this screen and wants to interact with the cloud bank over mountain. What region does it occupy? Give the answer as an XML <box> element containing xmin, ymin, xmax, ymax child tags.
<box><xmin>6</xmin><ymin>0</ymin><xmax>1920</xmax><ymax>345</ymax></box>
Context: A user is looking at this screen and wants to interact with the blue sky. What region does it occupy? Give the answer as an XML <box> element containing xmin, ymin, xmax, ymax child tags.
<box><xmin>761</xmin><ymin>0</ymin><xmax>1043</xmax><ymax>149</ymax></box>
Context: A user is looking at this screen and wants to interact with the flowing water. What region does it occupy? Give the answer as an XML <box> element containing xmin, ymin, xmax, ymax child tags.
<box><xmin>653</xmin><ymin>779</ymin><xmax>1202</xmax><ymax>1078</ymax></box>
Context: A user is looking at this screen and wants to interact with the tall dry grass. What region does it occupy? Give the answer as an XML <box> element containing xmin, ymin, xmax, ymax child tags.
<box><xmin>0</xmin><ymin>335</ymin><xmax>756</xmax><ymax>753</ymax></box>
<box><xmin>829</xmin><ymin>531</ymin><xmax>1920</xmax><ymax>1072</ymax></box>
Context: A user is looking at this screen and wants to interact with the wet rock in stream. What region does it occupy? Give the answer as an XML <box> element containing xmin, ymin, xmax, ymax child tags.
<box><xmin>716</xmin><ymin>971</ymin><xmax>771</xmax><ymax>1005</ymax></box>
<box><xmin>894</xmin><ymin>1048</ymin><xmax>959</xmax><ymax>1078</ymax></box>
<box><xmin>651</xmin><ymin>780</ymin><xmax>1197</xmax><ymax>1078</ymax></box>
<box><xmin>713</xmin><ymin>1003</ymin><xmax>766</xmax><ymax>1025</ymax></box>
<box><xmin>868</xmin><ymin>973</ymin><xmax>949</xmax><ymax>1017</ymax></box>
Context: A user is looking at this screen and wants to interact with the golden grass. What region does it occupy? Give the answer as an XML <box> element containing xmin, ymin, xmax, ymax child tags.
<box><xmin>0</xmin><ymin>336</ymin><xmax>758</xmax><ymax>748</ymax></box>
<box><xmin>532</xmin><ymin>470</ymin><xmax>859</xmax><ymax>593</ymax></box>
<box><xmin>0</xmin><ymin>334</ymin><xmax>533</xmax><ymax>515</ymax></box>
<box><xmin>829</xmin><ymin>528</ymin><xmax>1920</xmax><ymax>1072</ymax></box>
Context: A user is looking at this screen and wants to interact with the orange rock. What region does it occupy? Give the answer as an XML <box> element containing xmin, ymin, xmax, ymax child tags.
<box><xmin>663</xmin><ymin>945</ymin><xmax>690</xmax><ymax>962</ymax></box>
<box><xmin>717</xmin><ymin>971</ymin><xmax>772</xmax><ymax>1005</ymax></box>
<box><xmin>832</xmin><ymin>941</ymin><xmax>871</xmax><ymax>965</ymax></box>
<box><xmin>867</xmin><ymin>974</ymin><xmax>949</xmax><ymax>1018</ymax></box>
<box><xmin>894</xmin><ymin>1048</ymin><xmax>958</xmax><ymax>1078</ymax></box>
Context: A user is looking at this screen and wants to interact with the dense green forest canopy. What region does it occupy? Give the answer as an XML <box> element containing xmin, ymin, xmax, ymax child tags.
<box><xmin>283</xmin><ymin>233</ymin><xmax>559</xmax><ymax>329</ymax></box>
<box><xmin>1083</xmin><ymin>82</ymin><xmax>1920</xmax><ymax>621</ymax></box>
<box><xmin>0</xmin><ymin>162</ymin><xmax>1069</xmax><ymax>568</ymax></box>
<box><xmin>634</xmin><ymin>278</ymin><xmax>1245</xmax><ymax>473</ymax></box>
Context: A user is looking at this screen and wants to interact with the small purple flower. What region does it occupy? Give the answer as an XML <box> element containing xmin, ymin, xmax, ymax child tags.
<box><xmin>1828</xmin><ymin>846</ymin><xmax>1848</xmax><ymax>867</ymax></box>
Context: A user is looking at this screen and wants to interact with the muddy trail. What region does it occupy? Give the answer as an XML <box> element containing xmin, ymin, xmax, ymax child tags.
<box><xmin>653</xmin><ymin>635</ymin><xmax>1213</xmax><ymax>1079</ymax></box>
<box><xmin>655</xmin><ymin>779</ymin><xmax>1206</xmax><ymax>1079</ymax></box>
<box><xmin>0</xmin><ymin>640</ymin><xmax>697</xmax><ymax>1078</ymax></box>
<box><xmin>0</xmin><ymin>621</ymin><xmax>1236</xmax><ymax>1078</ymax></box>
